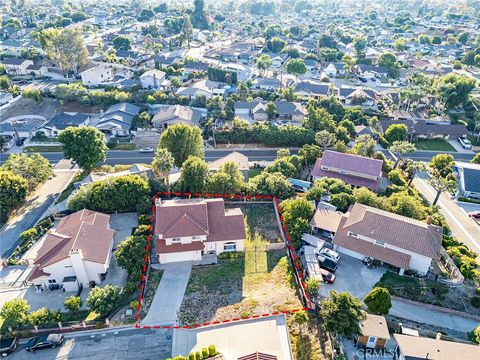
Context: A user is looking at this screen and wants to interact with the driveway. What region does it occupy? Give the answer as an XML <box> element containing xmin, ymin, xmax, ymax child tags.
<box><xmin>142</xmin><ymin>262</ymin><xmax>192</xmax><ymax>325</ymax></box>
<box><xmin>319</xmin><ymin>255</ymin><xmax>386</xmax><ymax>300</ymax></box>
<box><xmin>0</xmin><ymin>160</ymin><xmax>78</xmax><ymax>258</ymax></box>
<box><xmin>8</xmin><ymin>327</ymin><xmax>172</xmax><ymax>360</ymax></box>
<box><xmin>447</xmin><ymin>139</ymin><xmax>474</xmax><ymax>154</ymax></box>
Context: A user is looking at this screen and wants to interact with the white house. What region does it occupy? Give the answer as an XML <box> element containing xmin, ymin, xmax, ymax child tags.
<box><xmin>155</xmin><ymin>198</ymin><xmax>246</xmax><ymax>264</ymax></box>
<box><xmin>139</xmin><ymin>69</ymin><xmax>168</xmax><ymax>89</ymax></box>
<box><xmin>332</xmin><ymin>203</ymin><xmax>443</xmax><ymax>275</ymax></box>
<box><xmin>3</xmin><ymin>58</ymin><xmax>34</xmax><ymax>75</ymax></box>
<box><xmin>80</xmin><ymin>65</ymin><xmax>114</xmax><ymax>86</ymax></box>
<box><xmin>28</xmin><ymin>210</ymin><xmax>114</xmax><ymax>292</ymax></box>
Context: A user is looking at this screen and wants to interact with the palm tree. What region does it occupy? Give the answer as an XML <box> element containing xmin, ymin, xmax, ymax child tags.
<box><xmin>152</xmin><ymin>148</ymin><xmax>175</xmax><ymax>188</ymax></box>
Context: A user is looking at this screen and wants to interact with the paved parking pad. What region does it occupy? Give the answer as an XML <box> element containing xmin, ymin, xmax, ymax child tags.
<box><xmin>10</xmin><ymin>328</ymin><xmax>173</xmax><ymax>360</ymax></box>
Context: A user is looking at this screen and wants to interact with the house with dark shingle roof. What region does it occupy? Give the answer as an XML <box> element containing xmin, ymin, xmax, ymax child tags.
<box><xmin>40</xmin><ymin>112</ymin><xmax>91</xmax><ymax>137</ymax></box>
<box><xmin>155</xmin><ymin>198</ymin><xmax>246</xmax><ymax>264</ymax></box>
<box><xmin>332</xmin><ymin>203</ymin><xmax>443</xmax><ymax>275</ymax></box>
<box><xmin>455</xmin><ymin>162</ymin><xmax>480</xmax><ymax>200</ymax></box>
<box><xmin>29</xmin><ymin>210</ymin><xmax>115</xmax><ymax>291</ymax></box>
<box><xmin>293</xmin><ymin>81</ymin><xmax>331</xmax><ymax>99</ymax></box>
<box><xmin>311</xmin><ymin>150</ymin><xmax>386</xmax><ymax>191</ymax></box>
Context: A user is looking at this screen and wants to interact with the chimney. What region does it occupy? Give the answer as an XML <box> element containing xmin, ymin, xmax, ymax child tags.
<box><xmin>436</xmin><ymin>332</ymin><xmax>442</xmax><ymax>340</ymax></box>
<box><xmin>426</xmin><ymin>215</ymin><xmax>433</xmax><ymax>225</ymax></box>
<box><xmin>155</xmin><ymin>198</ymin><xmax>162</xmax><ymax>206</ymax></box>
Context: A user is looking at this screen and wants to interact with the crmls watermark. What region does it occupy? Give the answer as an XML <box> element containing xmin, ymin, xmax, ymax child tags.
<box><xmin>353</xmin><ymin>348</ymin><xmax>395</xmax><ymax>358</ymax></box>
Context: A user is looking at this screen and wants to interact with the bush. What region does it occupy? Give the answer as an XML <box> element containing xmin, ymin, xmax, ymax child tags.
<box><xmin>431</xmin><ymin>284</ymin><xmax>448</xmax><ymax>302</ymax></box>
<box><xmin>195</xmin><ymin>351</ymin><xmax>202</xmax><ymax>360</ymax></box>
<box><xmin>130</xmin><ymin>300</ymin><xmax>140</xmax><ymax>311</ymax></box>
<box><xmin>470</xmin><ymin>297</ymin><xmax>480</xmax><ymax>308</ymax></box>
<box><xmin>189</xmin><ymin>353</ymin><xmax>195</xmax><ymax>360</ymax></box>
<box><xmin>134</xmin><ymin>224</ymin><xmax>150</xmax><ymax>236</ymax></box>
<box><xmin>64</xmin><ymin>296</ymin><xmax>82</xmax><ymax>312</ymax></box>
<box><xmin>208</xmin><ymin>345</ymin><xmax>217</xmax><ymax>357</ymax></box>
<box><xmin>138</xmin><ymin>214</ymin><xmax>151</xmax><ymax>225</ymax></box>
<box><xmin>201</xmin><ymin>348</ymin><xmax>209</xmax><ymax>358</ymax></box>
<box><xmin>218</xmin><ymin>251</ymin><xmax>244</xmax><ymax>259</ymax></box>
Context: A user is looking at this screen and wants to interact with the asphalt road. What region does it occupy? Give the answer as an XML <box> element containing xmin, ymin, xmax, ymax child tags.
<box><xmin>0</xmin><ymin>149</ymin><xmax>475</xmax><ymax>166</ymax></box>
<box><xmin>413</xmin><ymin>172</ymin><xmax>480</xmax><ymax>261</ymax></box>
<box><xmin>9</xmin><ymin>327</ymin><xmax>173</xmax><ymax>360</ymax></box>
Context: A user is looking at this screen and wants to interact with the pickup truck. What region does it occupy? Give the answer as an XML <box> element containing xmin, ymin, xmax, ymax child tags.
<box><xmin>0</xmin><ymin>337</ymin><xmax>19</xmax><ymax>357</ymax></box>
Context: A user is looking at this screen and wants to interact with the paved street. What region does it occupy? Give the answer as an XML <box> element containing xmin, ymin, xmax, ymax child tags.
<box><xmin>9</xmin><ymin>327</ymin><xmax>173</xmax><ymax>360</ymax></box>
<box><xmin>0</xmin><ymin>161</ymin><xmax>78</xmax><ymax>258</ymax></box>
<box><xmin>142</xmin><ymin>262</ymin><xmax>192</xmax><ymax>326</ymax></box>
<box><xmin>413</xmin><ymin>172</ymin><xmax>480</xmax><ymax>260</ymax></box>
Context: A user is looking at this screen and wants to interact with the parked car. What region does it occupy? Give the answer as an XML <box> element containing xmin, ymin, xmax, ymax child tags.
<box><xmin>468</xmin><ymin>211</ymin><xmax>480</xmax><ymax>220</ymax></box>
<box><xmin>25</xmin><ymin>334</ymin><xmax>63</xmax><ymax>352</ymax></box>
<box><xmin>459</xmin><ymin>137</ymin><xmax>472</xmax><ymax>150</ymax></box>
<box><xmin>0</xmin><ymin>337</ymin><xmax>19</xmax><ymax>357</ymax></box>
<box><xmin>138</xmin><ymin>147</ymin><xmax>154</xmax><ymax>153</ymax></box>
<box><xmin>319</xmin><ymin>268</ymin><xmax>336</xmax><ymax>284</ymax></box>
<box><xmin>316</xmin><ymin>247</ymin><xmax>340</xmax><ymax>263</ymax></box>
<box><xmin>319</xmin><ymin>258</ymin><xmax>338</xmax><ymax>273</ymax></box>
<box><xmin>15</xmin><ymin>137</ymin><xmax>26</xmax><ymax>146</ymax></box>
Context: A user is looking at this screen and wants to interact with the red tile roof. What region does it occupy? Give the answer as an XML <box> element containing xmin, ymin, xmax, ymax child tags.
<box><xmin>29</xmin><ymin>210</ymin><xmax>114</xmax><ymax>281</ymax></box>
<box><xmin>155</xmin><ymin>199</ymin><xmax>246</xmax><ymax>255</ymax></box>
<box><xmin>333</xmin><ymin>203</ymin><xmax>443</xmax><ymax>269</ymax></box>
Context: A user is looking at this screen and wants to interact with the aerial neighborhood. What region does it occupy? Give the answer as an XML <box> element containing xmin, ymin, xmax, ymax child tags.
<box><xmin>1</xmin><ymin>0</ymin><xmax>480</xmax><ymax>359</ymax></box>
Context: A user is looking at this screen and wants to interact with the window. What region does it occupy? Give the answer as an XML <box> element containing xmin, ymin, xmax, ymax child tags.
<box><xmin>48</xmin><ymin>279</ymin><xmax>56</xmax><ymax>284</ymax></box>
<box><xmin>172</xmin><ymin>237</ymin><xmax>181</xmax><ymax>243</ymax></box>
<box><xmin>192</xmin><ymin>236</ymin><xmax>200</xmax><ymax>240</ymax></box>
<box><xmin>375</xmin><ymin>240</ymin><xmax>385</xmax><ymax>247</ymax></box>
<box><xmin>224</xmin><ymin>242</ymin><xmax>236</xmax><ymax>252</ymax></box>
<box><xmin>347</xmin><ymin>231</ymin><xmax>358</xmax><ymax>238</ymax></box>
<box><xmin>339</xmin><ymin>170</ymin><xmax>348</xmax><ymax>175</ymax></box>
<box><xmin>64</xmin><ymin>265</ymin><xmax>72</xmax><ymax>268</ymax></box>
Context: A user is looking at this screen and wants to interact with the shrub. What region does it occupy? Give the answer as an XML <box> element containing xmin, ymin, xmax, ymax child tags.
<box><xmin>431</xmin><ymin>284</ymin><xmax>448</xmax><ymax>302</ymax></box>
<box><xmin>195</xmin><ymin>351</ymin><xmax>202</xmax><ymax>360</ymax></box>
<box><xmin>470</xmin><ymin>297</ymin><xmax>480</xmax><ymax>308</ymax></box>
<box><xmin>218</xmin><ymin>251</ymin><xmax>244</xmax><ymax>259</ymax></box>
<box><xmin>201</xmin><ymin>348</ymin><xmax>209</xmax><ymax>358</ymax></box>
<box><xmin>28</xmin><ymin>307</ymin><xmax>53</xmax><ymax>326</ymax></box>
<box><xmin>189</xmin><ymin>353</ymin><xmax>195</xmax><ymax>360</ymax></box>
<box><xmin>134</xmin><ymin>224</ymin><xmax>150</xmax><ymax>236</ymax></box>
<box><xmin>364</xmin><ymin>287</ymin><xmax>392</xmax><ymax>315</ymax></box>
<box><xmin>208</xmin><ymin>345</ymin><xmax>217</xmax><ymax>357</ymax></box>
<box><xmin>130</xmin><ymin>300</ymin><xmax>140</xmax><ymax>310</ymax></box>
<box><xmin>64</xmin><ymin>296</ymin><xmax>82</xmax><ymax>312</ymax></box>
<box><xmin>138</xmin><ymin>214</ymin><xmax>151</xmax><ymax>225</ymax></box>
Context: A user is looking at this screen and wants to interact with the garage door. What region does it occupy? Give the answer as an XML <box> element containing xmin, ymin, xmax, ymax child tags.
<box><xmin>336</xmin><ymin>246</ymin><xmax>364</xmax><ymax>260</ymax></box>
<box><xmin>161</xmin><ymin>251</ymin><xmax>199</xmax><ymax>263</ymax></box>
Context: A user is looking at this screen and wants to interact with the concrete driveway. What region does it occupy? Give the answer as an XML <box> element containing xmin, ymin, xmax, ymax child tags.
<box><xmin>8</xmin><ymin>327</ymin><xmax>172</xmax><ymax>360</ymax></box>
<box><xmin>319</xmin><ymin>254</ymin><xmax>386</xmax><ymax>300</ymax></box>
<box><xmin>142</xmin><ymin>262</ymin><xmax>192</xmax><ymax>326</ymax></box>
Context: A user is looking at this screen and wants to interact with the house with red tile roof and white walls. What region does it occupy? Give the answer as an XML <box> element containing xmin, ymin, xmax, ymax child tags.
<box><xmin>155</xmin><ymin>198</ymin><xmax>246</xmax><ymax>264</ymax></box>
<box><xmin>28</xmin><ymin>210</ymin><xmax>115</xmax><ymax>293</ymax></box>
<box><xmin>311</xmin><ymin>150</ymin><xmax>387</xmax><ymax>191</ymax></box>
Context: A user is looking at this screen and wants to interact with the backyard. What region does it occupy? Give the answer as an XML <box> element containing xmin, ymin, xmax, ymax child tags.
<box><xmin>414</xmin><ymin>139</ymin><xmax>456</xmax><ymax>151</ymax></box>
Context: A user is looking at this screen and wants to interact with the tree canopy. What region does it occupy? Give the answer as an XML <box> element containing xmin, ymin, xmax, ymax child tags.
<box><xmin>159</xmin><ymin>124</ymin><xmax>204</xmax><ymax>167</ymax></box>
<box><xmin>86</xmin><ymin>285</ymin><xmax>121</xmax><ymax>316</ymax></box>
<box><xmin>364</xmin><ymin>287</ymin><xmax>392</xmax><ymax>315</ymax></box>
<box><xmin>0</xmin><ymin>170</ymin><xmax>28</xmax><ymax>222</ymax></box>
<box><xmin>58</xmin><ymin>126</ymin><xmax>108</xmax><ymax>170</ymax></box>
<box><xmin>320</xmin><ymin>291</ymin><xmax>365</xmax><ymax>338</ymax></box>
<box><xmin>1</xmin><ymin>153</ymin><xmax>53</xmax><ymax>192</ymax></box>
<box><xmin>179</xmin><ymin>156</ymin><xmax>209</xmax><ymax>193</ymax></box>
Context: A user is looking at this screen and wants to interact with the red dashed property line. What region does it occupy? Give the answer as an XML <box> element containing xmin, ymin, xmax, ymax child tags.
<box><xmin>134</xmin><ymin>192</ymin><xmax>312</xmax><ymax>329</ymax></box>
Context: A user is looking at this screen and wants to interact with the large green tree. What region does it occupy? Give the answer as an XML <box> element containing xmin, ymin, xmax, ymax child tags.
<box><xmin>364</xmin><ymin>287</ymin><xmax>392</xmax><ymax>315</ymax></box>
<box><xmin>247</xmin><ymin>171</ymin><xmax>292</xmax><ymax>198</ymax></box>
<box><xmin>86</xmin><ymin>285</ymin><xmax>121</xmax><ymax>316</ymax></box>
<box><xmin>1</xmin><ymin>153</ymin><xmax>54</xmax><ymax>192</ymax></box>
<box><xmin>385</xmin><ymin>123</ymin><xmax>408</xmax><ymax>143</ymax></box>
<box><xmin>179</xmin><ymin>156</ymin><xmax>209</xmax><ymax>193</ymax></box>
<box><xmin>0</xmin><ymin>298</ymin><xmax>30</xmax><ymax>328</ymax></box>
<box><xmin>429</xmin><ymin>153</ymin><xmax>455</xmax><ymax>179</ymax></box>
<box><xmin>0</xmin><ymin>170</ymin><xmax>28</xmax><ymax>222</ymax></box>
<box><xmin>112</xmin><ymin>35</ymin><xmax>131</xmax><ymax>51</ymax></box>
<box><xmin>115</xmin><ymin>235</ymin><xmax>148</xmax><ymax>282</ymax></box>
<box><xmin>159</xmin><ymin>124</ymin><xmax>204</xmax><ymax>167</ymax></box>
<box><xmin>58</xmin><ymin>126</ymin><xmax>108</xmax><ymax>170</ymax></box>
<box><xmin>298</xmin><ymin>144</ymin><xmax>322</xmax><ymax>166</ymax></box>
<box><xmin>191</xmin><ymin>0</ymin><xmax>209</xmax><ymax>29</ymax></box>
<box><xmin>389</xmin><ymin>141</ymin><xmax>416</xmax><ymax>168</ymax></box>
<box><xmin>320</xmin><ymin>291</ymin><xmax>366</xmax><ymax>338</ymax></box>
<box><xmin>208</xmin><ymin>161</ymin><xmax>244</xmax><ymax>194</ymax></box>
<box><xmin>435</xmin><ymin>74</ymin><xmax>477</xmax><ymax>109</ymax></box>
<box><xmin>285</xmin><ymin>58</ymin><xmax>307</xmax><ymax>77</ymax></box>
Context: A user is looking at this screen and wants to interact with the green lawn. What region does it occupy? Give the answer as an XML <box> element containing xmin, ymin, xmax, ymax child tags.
<box><xmin>248</xmin><ymin>167</ymin><xmax>263</xmax><ymax>179</ymax></box>
<box><xmin>414</xmin><ymin>139</ymin><xmax>456</xmax><ymax>151</ymax></box>
<box><xmin>24</xmin><ymin>145</ymin><xmax>63</xmax><ymax>152</ymax></box>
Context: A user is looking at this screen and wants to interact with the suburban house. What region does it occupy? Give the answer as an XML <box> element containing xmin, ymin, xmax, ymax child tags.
<box><xmin>182</xmin><ymin>61</ymin><xmax>210</xmax><ymax>78</ymax></box>
<box><xmin>413</xmin><ymin>122</ymin><xmax>468</xmax><ymax>140</ymax></box>
<box><xmin>454</xmin><ymin>162</ymin><xmax>480</xmax><ymax>200</ymax></box>
<box><xmin>2</xmin><ymin>58</ymin><xmax>33</xmax><ymax>75</ymax></box>
<box><xmin>332</xmin><ymin>203</ymin><xmax>443</xmax><ymax>275</ymax></box>
<box><xmin>0</xmin><ymin>118</ymin><xmax>45</xmax><ymax>140</ymax></box>
<box><xmin>176</xmin><ymin>79</ymin><xmax>226</xmax><ymax>99</ymax></box>
<box><xmin>324</xmin><ymin>62</ymin><xmax>345</xmax><ymax>77</ymax></box>
<box><xmin>96</xmin><ymin>102</ymin><xmax>141</xmax><ymax>136</ymax></box>
<box><xmin>234</xmin><ymin>101</ymin><xmax>306</xmax><ymax>123</ymax></box>
<box><xmin>354</xmin><ymin>64</ymin><xmax>389</xmax><ymax>79</ymax></box>
<box><xmin>393</xmin><ymin>334</ymin><xmax>479</xmax><ymax>360</ymax></box>
<box><xmin>40</xmin><ymin>112</ymin><xmax>91</xmax><ymax>137</ymax></box>
<box><xmin>208</xmin><ymin>151</ymin><xmax>249</xmax><ymax>180</ymax></box>
<box><xmin>293</xmin><ymin>81</ymin><xmax>331</xmax><ymax>99</ymax></box>
<box><xmin>28</xmin><ymin>210</ymin><xmax>115</xmax><ymax>292</ymax></box>
<box><xmin>355</xmin><ymin>314</ymin><xmax>390</xmax><ymax>349</ymax></box>
<box><xmin>251</xmin><ymin>77</ymin><xmax>284</xmax><ymax>91</ymax></box>
<box><xmin>155</xmin><ymin>198</ymin><xmax>246</xmax><ymax>264</ymax></box>
<box><xmin>311</xmin><ymin>150</ymin><xmax>385</xmax><ymax>191</ymax></box>
<box><xmin>80</xmin><ymin>65</ymin><xmax>114</xmax><ymax>86</ymax></box>
<box><xmin>152</xmin><ymin>105</ymin><xmax>205</xmax><ymax>129</ymax></box>
<box><xmin>338</xmin><ymin>87</ymin><xmax>377</xmax><ymax>107</ymax></box>
<box><xmin>26</xmin><ymin>64</ymin><xmax>48</xmax><ymax>76</ymax></box>
<box><xmin>139</xmin><ymin>69</ymin><xmax>169</xmax><ymax>89</ymax></box>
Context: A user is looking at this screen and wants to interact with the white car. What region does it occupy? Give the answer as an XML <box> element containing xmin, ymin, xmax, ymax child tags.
<box><xmin>316</xmin><ymin>247</ymin><xmax>340</xmax><ymax>263</ymax></box>
<box><xmin>459</xmin><ymin>137</ymin><xmax>472</xmax><ymax>150</ymax></box>
<box><xmin>139</xmin><ymin>147</ymin><xmax>154</xmax><ymax>153</ymax></box>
